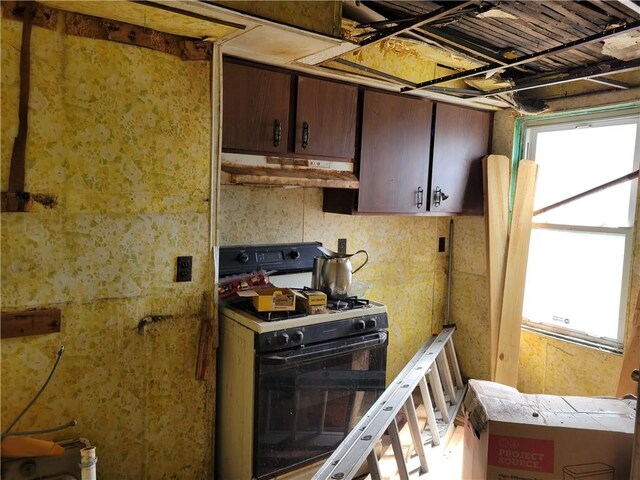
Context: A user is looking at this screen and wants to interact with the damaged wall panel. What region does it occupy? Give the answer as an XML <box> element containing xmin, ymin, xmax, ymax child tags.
<box><xmin>1</xmin><ymin>15</ymin><xmax>214</xmax><ymax>479</ymax></box>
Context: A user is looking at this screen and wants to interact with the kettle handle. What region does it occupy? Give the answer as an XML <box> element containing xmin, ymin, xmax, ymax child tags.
<box><xmin>351</xmin><ymin>250</ymin><xmax>369</xmax><ymax>274</ymax></box>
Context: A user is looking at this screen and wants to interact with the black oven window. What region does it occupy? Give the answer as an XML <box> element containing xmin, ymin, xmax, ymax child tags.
<box><xmin>254</xmin><ymin>339</ymin><xmax>387</xmax><ymax>480</ymax></box>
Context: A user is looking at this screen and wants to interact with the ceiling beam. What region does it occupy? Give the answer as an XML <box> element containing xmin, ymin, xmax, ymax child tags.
<box><xmin>332</xmin><ymin>58</ymin><xmax>418</xmax><ymax>88</ymax></box>
<box><xmin>481</xmin><ymin>58</ymin><xmax>640</xmax><ymax>96</ymax></box>
<box><xmin>586</xmin><ymin>77</ymin><xmax>631</xmax><ymax>89</ymax></box>
<box><xmin>617</xmin><ymin>0</ymin><xmax>640</xmax><ymax>15</ymax></box>
<box><xmin>358</xmin><ymin>1</ymin><xmax>477</xmax><ymax>47</ymax></box>
<box><xmin>402</xmin><ymin>20</ymin><xmax>640</xmax><ymax>92</ymax></box>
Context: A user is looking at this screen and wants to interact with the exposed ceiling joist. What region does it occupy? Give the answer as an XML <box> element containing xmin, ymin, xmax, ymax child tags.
<box><xmin>586</xmin><ymin>77</ymin><xmax>631</xmax><ymax>89</ymax></box>
<box><xmin>401</xmin><ymin>19</ymin><xmax>640</xmax><ymax>92</ymax></box>
<box><xmin>482</xmin><ymin>57</ymin><xmax>640</xmax><ymax>96</ymax></box>
<box><xmin>358</xmin><ymin>1</ymin><xmax>477</xmax><ymax>47</ymax></box>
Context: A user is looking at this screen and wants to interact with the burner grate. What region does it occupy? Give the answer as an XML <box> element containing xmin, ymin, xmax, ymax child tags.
<box><xmin>326</xmin><ymin>297</ymin><xmax>370</xmax><ymax>311</ymax></box>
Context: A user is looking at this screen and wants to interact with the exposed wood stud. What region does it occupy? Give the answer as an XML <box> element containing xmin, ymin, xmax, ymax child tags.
<box><xmin>495</xmin><ymin>160</ymin><xmax>538</xmax><ymax>388</ymax></box>
<box><xmin>483</xmin><ymin>155</ymin><xmax>511</xmax><ymax>380</ymax></box>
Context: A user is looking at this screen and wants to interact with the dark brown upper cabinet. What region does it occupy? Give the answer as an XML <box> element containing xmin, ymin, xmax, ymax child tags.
<box><xmin>222</xmin><ymin>59</ymin><xmax>358</xmax><ymax>162</ymax></box>
<box><xmin>295</xmin><ymin>76</ymin><xmax>358</xmax><ymax>160</ymax></box>
<box><xmin>430</xmin><ymin>103</ymin><xmax>492</xmax><ymax>214</ymax></box>
<box><xmin>357</xmin><ymin>91</ymin><xmax>433</xmax><ymax>214</ymax></box>
<box><xmin>222</xmin><ymin>60</ymin><xmax>292</xmax><ymax>154</ymax></box>
<box><xmin>323</xmin><ymin>95</ymin><xmax>492</xmax><ymax>216</ymax></box>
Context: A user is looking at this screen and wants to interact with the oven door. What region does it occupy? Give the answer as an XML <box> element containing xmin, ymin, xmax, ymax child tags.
<box><xmin>254</xmin><ymin>331</ymin><xmax>387</xmax><ymax>480</ymax></box>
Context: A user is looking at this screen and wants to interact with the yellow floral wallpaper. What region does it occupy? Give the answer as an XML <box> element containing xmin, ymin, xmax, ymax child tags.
<box><xmin>1</xmin><ymin>18</ymin><xmax>213</xmax><ymax>479</ymax></box>
<box><xmin>219</xmin><ymin>186</ymin><xmax>452</xmax><ymax>380</ymax></box>
<box><xmin>3</xmin><ymin>6</ymin><xmax>637</xmax><ymax>480</ymax></box>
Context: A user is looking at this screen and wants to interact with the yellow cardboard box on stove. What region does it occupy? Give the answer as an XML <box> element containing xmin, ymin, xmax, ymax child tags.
<box><xmin>237</xmin><ymin>288</ymin><xmax>296</xmax><ymax>312</ymax></box>
<box><xmin>293</xmin><ymin>290</ymin><xmax>327</xmax><ymax>314</ymax></box>
<box><xmin>462</xmin><ymin>379</ymin><xmax>635</xmax><ymax>480</ymax></box>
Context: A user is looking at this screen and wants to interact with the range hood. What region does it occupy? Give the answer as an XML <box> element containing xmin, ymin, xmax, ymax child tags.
<box><xmin>220</xmin><ymin>153</ymin><xmax>359</xmax><ymax>189</ymax></box>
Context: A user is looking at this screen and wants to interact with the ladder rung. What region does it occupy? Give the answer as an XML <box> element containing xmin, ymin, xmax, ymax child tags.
<box><xmin>418</xmin><ymin>376</ymin><xmax>441</xmax><ymax>446</ymax></box>
<box><xmin>404</xmin><ymin>395</ymin><xmax>429</xmax><ymax>474</ymax></box>
<box><xmin>437</xmin><ymin>350</ymin><xmax>457</xmax><ymax>404</ymax></box>
<box><xmin>428</xmin><ymin>363</ymin><xmax>450</xmax><ymax>423</ymax></box>
<box><xmin>446</xmin><ymin>338</ymin><xmax>464</xmax><ymax>389</ymax></box>
<box><xmin>367</xmin><ymin>450</ymin><xmax>382</xmax><ymax>480</ymax></box>
<box><xmin>389</xmin><ymin>417</ymin><xmax>411</xmax><ymax>480</ymax></box>
<box><xmin>313</xmin><ymin>326</ymin><xmax>463</xmax><ymax>480</ymax></box>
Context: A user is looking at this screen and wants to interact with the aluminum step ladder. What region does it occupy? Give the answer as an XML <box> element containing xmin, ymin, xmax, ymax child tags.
<box><xmin>313</xmin><ymin>325</ymin><xmax>465</xmax><ymax>480</ymax></box>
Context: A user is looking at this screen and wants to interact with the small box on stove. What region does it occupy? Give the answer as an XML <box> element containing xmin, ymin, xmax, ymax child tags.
<box><xmin>294</xmin><ymin>290</ymin><xmax>327</xmax><ymax>314</ymax></box>
<box><xmin>302</xmin><ymin>290</ymin><xmax>327</xmax><ymax>306</ymax></box>
<box><xmin>245</xmin><ymin>288</ymin><xmax>296</xmax><ymax>312</ymax></box>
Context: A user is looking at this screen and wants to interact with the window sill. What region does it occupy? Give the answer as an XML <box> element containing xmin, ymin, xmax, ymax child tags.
<box><xmin>521</xmin><ymin>323</ymin><xmax>623</xmax><ymax>355</ymax></box>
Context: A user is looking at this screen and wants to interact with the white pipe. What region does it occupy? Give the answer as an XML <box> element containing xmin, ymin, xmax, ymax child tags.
<box><xmin>80</xmin><ymin>446</ymin><xmax>97</xmax><ymax>480</ymax></box>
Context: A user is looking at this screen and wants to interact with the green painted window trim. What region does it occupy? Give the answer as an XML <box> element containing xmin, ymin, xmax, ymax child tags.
<box><xmin>510</xmin><ymin>101</ymin><xmax>640</xmax><ymax>350</ymax></box>
<box><xmin>510</xmin><ymin>100</ymin><xmax>640</xmax><ymax>213</ymax></box>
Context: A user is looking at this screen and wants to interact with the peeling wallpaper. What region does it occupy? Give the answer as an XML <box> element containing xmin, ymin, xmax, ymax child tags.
<box><xmin>219</xmin><ymin>186</ymin><xmax>450</xmax><ymax>380</ymax></box>
<box><xmin>1</xmin><ymin>19</ymin><xmax>213</xmax><ymax>479</ymax></box>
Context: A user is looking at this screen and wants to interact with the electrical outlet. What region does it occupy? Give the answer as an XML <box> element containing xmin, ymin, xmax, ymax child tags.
<box><xmin>338</xmin><ymin>238</ymin><xmax>347</xmax><ymax>254</ymax></box>
<box><xmin>438</xmin><ymin>237</ymin><xmax>446</xmax><ymax>253</ymax></box>
<box><xmin>176</xmin><ymin>256</ymin><xmax>192</xmax><ymax>282</ymax></box>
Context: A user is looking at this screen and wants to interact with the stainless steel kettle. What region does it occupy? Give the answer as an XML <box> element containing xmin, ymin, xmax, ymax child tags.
<box><xmin>311</xmin><ymin>248</ymin><xmax>369</xmax><ymax>300</ymax></box>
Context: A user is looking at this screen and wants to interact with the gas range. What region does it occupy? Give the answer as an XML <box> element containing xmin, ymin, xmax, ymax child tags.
<box><xmin>217</xmin><ymin>242</ymin><xmax>389</xmax><ymax>480</ymax></box>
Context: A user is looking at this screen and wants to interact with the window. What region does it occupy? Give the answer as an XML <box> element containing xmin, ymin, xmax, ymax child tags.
<box><xmin>520</xmin><ymin>108</ymin><xmax>639</xmax><ymax>350</ymax></box>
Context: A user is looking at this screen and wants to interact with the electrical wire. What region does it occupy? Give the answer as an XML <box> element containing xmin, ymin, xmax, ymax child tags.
<box><xmin>3</xmin><ymin>419</ymin><xmax>78</xmax><ymax>437</ymax></box>
<box><xmin>1</xmin><ymin>346</ymin><xmax>65</xmax><ymax>440</ymax></box>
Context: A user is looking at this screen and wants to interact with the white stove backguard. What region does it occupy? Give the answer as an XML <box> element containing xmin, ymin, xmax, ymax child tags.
<box><xmin>268</xmin><ymin>272</ymin><xmax>312</xmax><ymax>289</ymax></box>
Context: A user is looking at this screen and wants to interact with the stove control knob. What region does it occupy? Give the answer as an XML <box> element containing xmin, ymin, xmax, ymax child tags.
<box><xmin>237</xmin><ymin>252</ymin><xmax>250</xmax><ymax>263</ymax></box>
<box><xmin>355</xmin><ymin>319</ymin><xmax>366</xmax><ymax>331</ymax></box>
<box><xmin>278</xmin><ymin>333</ymin><xmax>290</xmax><ymax>345</ymax></box>
<box><xmin>289</xmin><ymin>250</ymin><xmax>301</xmax><ymax>260</ymax></box>
<box><xmin>366</xmin><ymin>318</ymin><xmax>377</xmax><ymax>329</ymax></box>
<box><xmin>292</xmin><ymin>330</ymin><xmax>304</xmax><ymax>343</ymax></box>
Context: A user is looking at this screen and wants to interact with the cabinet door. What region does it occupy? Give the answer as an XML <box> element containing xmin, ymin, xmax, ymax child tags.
<box><xmin>358</xmin><ymin>91</ymin><xmax>432</xmax><ymax>214</ymax></box>
<box><xmin>295</xmin><ymin>77</ymin><xmax>358</xmax><ymax>160</ymax></box>
<box><xmin>430</xmin><ymin>103</ymin><xmax>491</xmax><ymax>214</ymax></box>
<box><xmin>222</xmin><ymin>61</ymin><xmax>291</xmax><ymax>154</ymax></box>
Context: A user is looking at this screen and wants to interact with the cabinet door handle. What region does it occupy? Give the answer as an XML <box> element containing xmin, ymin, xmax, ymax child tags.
<box><xmin>416</xmin><ymin>186</ymin><xmax>424</xmax><ymax>208</ymax></box>
<box><xmin>433</xmin><ymin>187</ymin><xmax>449</xmax><ymax>207</ymax></box>
<box><xmin>273</xmin><ymin>119</ymin><xmax>282</xmax><ymax>147</ymax></box>
<box><xmin>302</xmin><ymin>122</ymin><xmax>309</xmax><ymax>149</ymax></box>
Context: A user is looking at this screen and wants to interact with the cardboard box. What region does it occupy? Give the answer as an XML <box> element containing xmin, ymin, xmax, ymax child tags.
<box><xmin>237</xmin><ymin>288</ymin><xmax>296</xmax><ymax>311</ymax></box>
<box><xmin>294</xmin><ymin>290</ymin><xmax>327</xmax><ymax>314</ymax></box>
<box><xmin>462</xmin><ymin>380</ymin><xmax>636</xmax><ymax>480</ymax></box>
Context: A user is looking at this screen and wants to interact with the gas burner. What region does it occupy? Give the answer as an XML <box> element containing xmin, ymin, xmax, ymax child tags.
<box><xmin>327</xmin><ymin>297</ymin><xmax>370</xmax><ymax>311</ymax></box>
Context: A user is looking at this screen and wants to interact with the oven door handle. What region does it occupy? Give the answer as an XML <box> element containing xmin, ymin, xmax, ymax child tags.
<box><xmin>261</xmin><ymin>332</ymin><xmax>387</xmax><ymax>365</ymax></box>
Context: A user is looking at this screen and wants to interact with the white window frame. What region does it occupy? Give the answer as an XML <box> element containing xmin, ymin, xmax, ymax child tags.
<box><xmin>519</xmin><ymin>108</ymin><xmax>640</xmax><ymax>351</ymax></box>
